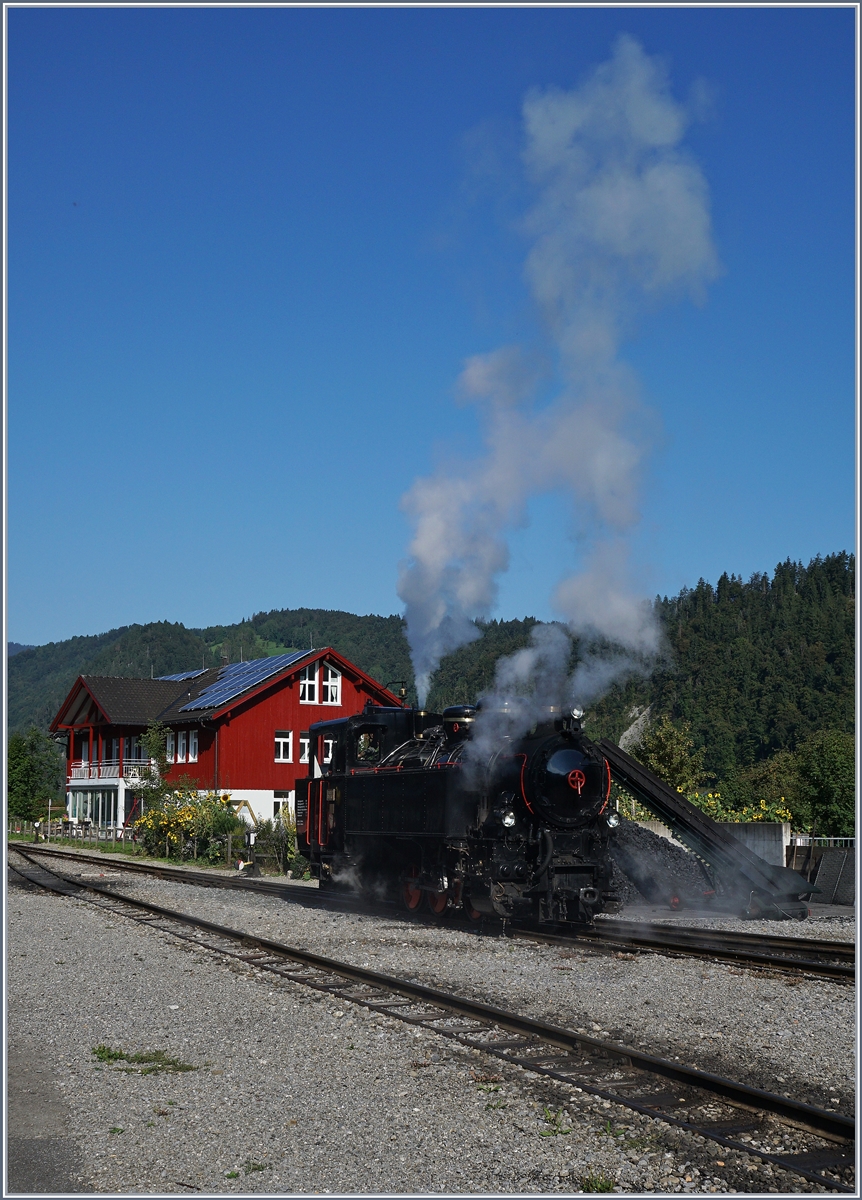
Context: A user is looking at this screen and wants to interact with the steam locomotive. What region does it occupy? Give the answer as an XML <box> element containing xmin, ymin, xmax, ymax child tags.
<box><xmin>296</xmin><ymin>701</ymin><xmax>621</xmax><ymax>925</ymax></box>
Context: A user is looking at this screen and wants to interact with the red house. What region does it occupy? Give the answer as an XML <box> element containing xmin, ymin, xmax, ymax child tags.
<box><xmin>49</xmin><ymin>649</ymin><xmax>400</xmax><ymax>828</ymax></box>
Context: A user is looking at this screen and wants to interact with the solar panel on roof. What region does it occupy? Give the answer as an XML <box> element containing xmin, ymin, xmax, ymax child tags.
<box><xmin>219</xmin><ymin>661</ymin><xmax>250</xmax><ymax>676</ymax></box>
<box><xmin>179</xmin><ymin>650</ymin><xmax>311</xmax><ymax>712</ymax></box>
<box><xmin>156</xmin><ymin>668</ymin><xmax>209</xmax><ymax>682</ymax></box>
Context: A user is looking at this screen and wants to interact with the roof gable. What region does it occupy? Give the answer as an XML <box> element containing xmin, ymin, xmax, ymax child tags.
<box><xmin>51</xmin><ymin>676</ymin><xmax>191</xmax><ymax>729</ymax></box>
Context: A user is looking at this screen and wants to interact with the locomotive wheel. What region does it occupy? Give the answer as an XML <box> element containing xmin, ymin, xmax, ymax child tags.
<box><xmin>426</xmin><ymin>889</ymin><xmax>448</xmax><ymax>916</ymax></box>
<box><xmin>462</xmin><ymin>895</ymin><xmax>483</xmax><ymax>923</ymax></box>
<box><xmin>403</xmin><ymin>866</ymin><xmax>423</xmax><ymax>913</ymax></box>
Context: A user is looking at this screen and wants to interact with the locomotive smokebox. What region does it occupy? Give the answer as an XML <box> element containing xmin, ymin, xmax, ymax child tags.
<box><xmin>442</xmin><ymin>705</ymin><xmax>477</xmax><ymax>743</ymax></box>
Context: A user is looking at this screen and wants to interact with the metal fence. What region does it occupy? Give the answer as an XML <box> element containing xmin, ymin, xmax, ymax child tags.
<box><xmin>789</xmin><ymin>836</ymin><xmax>855</xmax><ymax>848</ymax></box>
<box><xmin>8</xmin><ymin>820</ymin><xmax>136</xmax><ymax>846</ymax></box>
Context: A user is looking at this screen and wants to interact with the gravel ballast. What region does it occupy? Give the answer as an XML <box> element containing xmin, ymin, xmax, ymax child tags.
<box><xmin>6</xmin><ymin>849</ymin><xmax>856</xmax><ymax>1195</ymax></box>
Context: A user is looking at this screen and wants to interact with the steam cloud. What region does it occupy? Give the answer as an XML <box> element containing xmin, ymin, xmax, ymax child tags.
<box><xmin>398</xmin><ymin>36</ymin><xmax>719</xmax><ymax>709</ymax></box>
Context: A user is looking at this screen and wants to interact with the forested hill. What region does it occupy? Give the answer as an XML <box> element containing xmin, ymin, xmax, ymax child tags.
<box><xmin>587</xmin><ymin>552</ymin><xmax>855</xmax><ymax>778</ymax></box>
<box><xmin>8</xmin><ymin>553</ymin><xmax>854</xmax><ymax>783</ymax></box>
<box><xmin>7</xmin><ymin>609</ymin><xmax>414</xmax><ymax>734</ymax></box>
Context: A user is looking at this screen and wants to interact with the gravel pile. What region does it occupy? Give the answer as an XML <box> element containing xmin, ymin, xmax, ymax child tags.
<box><xmin>7</xmin><ymin>849</ymin><xmax>855</xmax><ymax>1196</ymax></box>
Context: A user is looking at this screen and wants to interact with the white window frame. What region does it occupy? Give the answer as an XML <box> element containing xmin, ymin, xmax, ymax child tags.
<box><xmin>273</xmin><ymin>790</ymin><xmax>292</xmax><ymax>817</ymax></box>
<box><xmin>323</xmin><ymin>736</ymin><xmax>335</xmax><ymax>765</ymax></box>
<box><xmin>299</xmin><ymin>664</ymin><xmax>317</xmax><ymax>704</ymax></box>
<box><xmin>166</xmin><ymin>732</ymin><xmax>175</xmax><ymax>763</ymax></box>
<box><xmin>299</xmin><ymin>732</ymin><xmax>310</xmax><ymax>764</ymax></box>
<box><xmin>177</xmin><ymin>731</ymin><xmax>187</xmax><ymax>764</ymax></box>
<box><xmin>321</xmin><ymin>663</ymin><xmax>341</xmax><ymax>705</ymax></box>
<box><xmin>274</xmin><ymin>731</ymin><xmax>293</xmax><ymax>763</ymax></box>
<box><xmin>188</xmin><ymin>730</ymin><xmax>198</xmax><ymax>763</ymax></box>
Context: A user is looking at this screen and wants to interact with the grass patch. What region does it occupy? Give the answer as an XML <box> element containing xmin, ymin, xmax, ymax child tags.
<box><xmin>244</xmin><ymin>1161</ymin><xmax>271</xmax><ymax>1175</ymax></box>
<box><xmin>92</xmin><ymin>1045</ymin><xmax>199</xmax><ymax>1075</ymax></box>
<box><xmin>225</xmin><ymin>1172</ymin><xmax>239</xmax><ymax>1179</ymax></box>
<box><xmin>109</xmin><ymin>1127</ymin><xmax>124</xmax><ymax>1134</ymax></box>
<box><xmin>624</xmin><ymin>1135</ymin><xmax>652</xmax><ymax>1151</ymax></box>
<box><xmin>580</xmin><ymin>1171</ymin><xmax>616</xmax><ymax>1192</ymax></box>
<box><xmin>539</xmin><ymin>1106</ymin><xmax>572</xmax><ymax>1137</ymax></box>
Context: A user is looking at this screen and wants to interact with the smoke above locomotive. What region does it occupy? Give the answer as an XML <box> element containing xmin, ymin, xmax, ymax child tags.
<box><xmin>397</xmin><ymin>36</ymin><xmax>720</xmax><ymax>716</ymax></box>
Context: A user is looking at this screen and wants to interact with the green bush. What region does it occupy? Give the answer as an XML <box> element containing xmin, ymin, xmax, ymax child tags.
<box><xmin>254</xmin><ymin>812</ymin><xmax>304</xmax><ymax>875</ymax></box>
<box><xmin>796</xmin><ymin>729</ymin><xmax>855</xmax><ymax>837</ymax></box>
<box><xmin>135</xmin><ymin>790</ymin><xmax>244</xmax><ymax>860</ymax></box>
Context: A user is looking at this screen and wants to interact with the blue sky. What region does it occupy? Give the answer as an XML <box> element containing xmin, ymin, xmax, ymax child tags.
<box><xmin>7</xmin><ymin>6</ymin><xmax>857</xmax><ymax>649</ymax></box>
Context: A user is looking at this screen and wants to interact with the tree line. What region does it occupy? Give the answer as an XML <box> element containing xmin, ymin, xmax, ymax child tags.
<box><xmin>8</xmin><ymin>552</ymin><xmax>854</xmax><ymax>833</ymax></box>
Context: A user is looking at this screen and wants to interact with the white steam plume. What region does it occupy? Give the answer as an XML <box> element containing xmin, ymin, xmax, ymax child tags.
<box><xmin>398</xmin><ymin>36</ymin><xmax>719</xmax><ymax>706</ymax></box>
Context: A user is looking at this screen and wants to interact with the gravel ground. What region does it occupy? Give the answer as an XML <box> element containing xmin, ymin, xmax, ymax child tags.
<box><xmin>6</xmin><ymin>849</ymin><xmax>856</xmax><ymax>1196</ymax></box>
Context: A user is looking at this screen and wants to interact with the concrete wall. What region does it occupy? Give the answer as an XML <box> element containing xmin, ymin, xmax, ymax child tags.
<box><xmin>718</xmin><ymin>822</ymin><xmax>792</xmax><ymax>868</ymax></box>
<box><xmin>636</xmin><ymin>820</ymin><xmax>792</xmax><ymax>868</ymax></box>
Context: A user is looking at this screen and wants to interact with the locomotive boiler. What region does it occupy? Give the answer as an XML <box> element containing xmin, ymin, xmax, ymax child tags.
<box><xmin>296</xmin><ymin>701</ymin><xmax>621</xmax><ymax>925</ymax></box>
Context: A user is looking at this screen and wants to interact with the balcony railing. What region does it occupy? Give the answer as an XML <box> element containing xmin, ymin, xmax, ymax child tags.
<box><xmin>68</xmin><ymin>759</ymin><xmax>156</xmax><ymax>782</ymax></box>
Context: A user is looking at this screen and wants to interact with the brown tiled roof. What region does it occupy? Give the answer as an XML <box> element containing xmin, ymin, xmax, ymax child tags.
<box><xmin>72</xmin><ymin>661</ymin><xmax>285</xmax><ymax>726</ymax></box>
<box><xmin>80</xmin><ymin>676</ymin><xmax>198</xmax><ymax>725</ymax></box>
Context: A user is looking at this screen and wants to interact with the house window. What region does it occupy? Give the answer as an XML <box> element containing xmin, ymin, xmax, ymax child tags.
<box><xmin>299</xmin><ymin>732</ymin><xmax>310</xmax><ymax>764</ymax></box>
<box><xmin>323</xmin><ymin>736</ymin><xmax>335</xmax><ymax>765</ymax></box>
<box><xmin>275</xmin><ymin>731</ymin><xmax>293</xmax><ymax>762</ymax></box>
<box><xmin>177</xmin><ymin>731</ymin><xmax>187</xmax><ymax>763</ymax></box>
<box><xmin>125</xmin><ymin>736</ymin><xmax>144</xmax><ymax>762</ymax></box>
<box><xmin>321</xmin><ymin>664</ymin><xmax>341</xmax><ymax>705</ymax></box>
<box><xmin>273</xmin><ymin>791</ymin><xmax>292</xmax><ymax>817</ymax></box>
<box><xmin>188</xmin><ymin>730</ymin><xmax>198</xmax><ymax>763</ymax></box>
<box><xmin>166</xmin><ymin>732</ymin><xmax>175</xmax><ymax>764</ymax></box>
<box><xmin>299</xmin><ymin>664</ymin><xmax>317</xmax><ymax>703</ymax></box>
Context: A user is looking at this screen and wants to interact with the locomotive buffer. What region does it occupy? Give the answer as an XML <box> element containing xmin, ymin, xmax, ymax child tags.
<box><xmin>598</xmin><ymin>739</ymin><xmax>817</xmax><ymax>919</ymax></box>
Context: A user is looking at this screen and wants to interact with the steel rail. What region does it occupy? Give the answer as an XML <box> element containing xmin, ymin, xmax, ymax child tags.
<box><xmin>9</xmin><ymin>849</ymin><xmax>855</xmax><ymax>1193</ymax></box>
<box><xmin>592</xmin><ymin>919</ymin><xmax>855</xmax><ymax>962</ymax></box>
<box><xmin>13</xmin><ymin>842</ymin><xmax>327</xmax><ymax>900</ymax></box>
<box><xmin>21</xmin><ymin>844</ymin><xmax>855</xmax><ymax>981</ymax></box>
<box><xmin>511</xmin><ymin>924</ymin><xmax>855</xmax><ymax>982</ymax></box>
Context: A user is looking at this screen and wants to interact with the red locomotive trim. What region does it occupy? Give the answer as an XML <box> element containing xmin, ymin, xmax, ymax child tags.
<box><xmin>517</xmin><ymin>753</ymin><xmax>534</xmax><ymax>814</ymax></box>
<box><xmin>598</xmin><ymin>758</ymin><xmax>611</xmax><ymax>813</ymax></box>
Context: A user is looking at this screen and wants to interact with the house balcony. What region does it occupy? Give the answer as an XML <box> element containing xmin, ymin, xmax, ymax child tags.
<box><xmin>68</xmin><ymin>759</ymin><xmax>157</xmax><ymax>784</ymax></box>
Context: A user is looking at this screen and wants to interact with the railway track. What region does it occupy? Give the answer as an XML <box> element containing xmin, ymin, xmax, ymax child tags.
<box><xmin>19</xmin><ymin>843</ymin><xmax>856</xmax><ymax>982</ymax></box>
<box><xmin>513</xmin><ymin>919</ymin><xmax>856</xmax><ymax>982</ymax></box>
<box><xmin>9</xmin><ymin>847</ymin><xmax>856</xmax><ymax>1193</ymax></box>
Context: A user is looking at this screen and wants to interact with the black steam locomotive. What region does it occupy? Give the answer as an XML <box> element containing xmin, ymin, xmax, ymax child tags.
<box><xmin>296</xmin><ymin>701</ymin><xmax>621</xmax><ymax>925</ymax></box>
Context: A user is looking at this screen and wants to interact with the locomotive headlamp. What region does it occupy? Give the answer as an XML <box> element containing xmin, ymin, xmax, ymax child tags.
<box><xmin>501</xmin><ymin>810</ymin><xmax>516</xmax><ymax>828</ymax></box>
<box><xmin>571</xmin><ymin>707</ymin><xmax>585</xmax><ymax>720</ymax></box>
<box><xmin>605</xmin><ymin>810</ymin><xmax>621</xmax><ymax>829</ymax></box>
